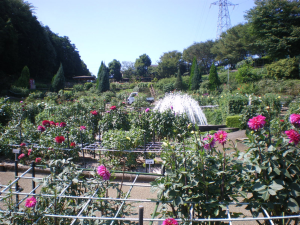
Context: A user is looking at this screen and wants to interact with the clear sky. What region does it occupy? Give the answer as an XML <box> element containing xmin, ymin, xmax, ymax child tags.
<box><xmin>27</xmin><ymin>0</ymin><xmax>256</xmax><ymax>75</ymax></box>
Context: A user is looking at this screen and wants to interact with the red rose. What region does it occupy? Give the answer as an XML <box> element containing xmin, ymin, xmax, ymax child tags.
<box><xmin>55</xmin><ymin>136</ymin><xmax>65</xmax><ymax>144</ymax></box>
<box><xmin>35</xmin><ymin>158</ymin><xmax>42</xmax><ymax>163</ymax></box>
<box><xmin>59</xmin><ymin>122</ymin><xmax>67</xmax><ymax>127</ymax></box>
<box><xmin>110</xmin><ymin>106</ymin><xmax>117</xmax><ymax>110</ymax></box>
<box><xmin>70</xmin><ymin>142</ymin><xmax>76</xmax><ymax>147</ymax></box>
<box><xmin>91</xmin><ymin>110</ymin><xmax>98</xmax><ymax>116</ymax></box>
<box><xmin>42</xmin><ymin>120</ymin><xmax>50</xmax><ymax>127</ymax></box>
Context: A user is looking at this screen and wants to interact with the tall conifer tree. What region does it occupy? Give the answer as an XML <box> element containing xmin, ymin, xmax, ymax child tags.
<box><xmin>98</xmin><ymin>63</ymin><xmax>110</xmax><ymax>93</ymax></box>
<box><xmin>51</xmin><ymin>63</ymin><xmax>65</xmax><ymax>92</ymax></box>
<box><xmin>97</xmin><ymin>61</ymin><xmax>104</xmax><ymax>88</ymax></box>
<box><xmin>191</xmin><ymin>63</ymin><xmax>201</xmax><ymax>91</ymax></box>
<box><xmin>189</xmin><ymin>57</ymin><xmax>197</xmax><ymax>90</ymax></box>
<box><xmin>16</xmin><ymin>66</ymin><xmax>30</xmax><ymax>88</ymax></box>
<box><xmin>208</xmin><ymin>63</ymin><xmax>220</xmax><ymax>90</ymax></box>
<box><xmin>174</xmin><ymin>68</ymin><xmax>183</xmax><ymax>90</ymax></box>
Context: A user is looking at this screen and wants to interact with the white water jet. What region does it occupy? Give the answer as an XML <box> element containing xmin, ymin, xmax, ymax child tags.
<box><xmin>153</xmin><ymin>93</ymin><xmax>208</xmax><ymax>125</ymax></box>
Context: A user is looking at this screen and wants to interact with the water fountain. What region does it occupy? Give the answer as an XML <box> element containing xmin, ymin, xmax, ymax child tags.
<box><xmin>153</xmin><ymin>92</ymin><xmax>208</xmax><ymax>125</ymax></box>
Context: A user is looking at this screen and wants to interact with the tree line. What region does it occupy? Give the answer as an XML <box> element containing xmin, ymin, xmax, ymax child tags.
<box><xmin>1</xmin><ymin>0</ymin><xmax>300</xmax><ymax>94</ymax></box>
<box><xmin>0</xmin><ymin>0</ymin><xmax>90</xmax><ymax>92</ymax></box>
<box><xmin>119</xmin><ymin>0</ymin><xmax>300</xmax><ymax>81</ymax></box>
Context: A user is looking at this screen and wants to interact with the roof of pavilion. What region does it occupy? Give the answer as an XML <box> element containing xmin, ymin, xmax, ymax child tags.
<box><xmin>72</xmin><ymin>76</ymin><xmax>96</xmax><ymax>80</ymax></box>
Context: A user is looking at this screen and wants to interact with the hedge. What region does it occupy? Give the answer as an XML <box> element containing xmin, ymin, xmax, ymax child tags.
<box><xmin>226</xmin><ymin>115</ymin><xmax>242</xmax><ymax>128</ymax></box>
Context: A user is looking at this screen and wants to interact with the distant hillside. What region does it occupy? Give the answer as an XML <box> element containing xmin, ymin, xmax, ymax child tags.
<box><xmin>0</xmin><ymin>0</ymin><xmax>91</xmax><ymax>91</ymax></box>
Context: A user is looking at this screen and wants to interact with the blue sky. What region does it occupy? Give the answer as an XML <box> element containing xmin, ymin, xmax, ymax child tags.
<box><xmin>27</xmin><ymin>0</ymin><xmax>256</xmax><ymax>75</ymax></box>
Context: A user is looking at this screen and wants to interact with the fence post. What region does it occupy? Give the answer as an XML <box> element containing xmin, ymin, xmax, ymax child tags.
<box><xmin>80</xmin><ymin>130</ymin><xmax>85</xmax><ymax>168</ymax></box>
<box><xmin>144</xmin><ymin>133</ymin><xmax>147</xmax><ymax>173</ymax></box>
<box><xmin>153</xmin><ymin>130</ymin><xmax>155</xmax><ymax>144</ymax></box>
<box><xmin>15</xmin><ymin>153</ymin><xmax>19</xmax><ymax>210</ymax></box>
<box><xmin>139</xmin><ymin>206</ymin><xmax>144</xmax><ymax>225</ymax></box>
<box><xmin>32</xmin><ymin>162</ymin><xmax>35</xmax><ymax>194</ymax></box>
<box><xmin>67</xmin><ymin>132</ymin><xmax>70</xmax><ymax>148</ymax></box>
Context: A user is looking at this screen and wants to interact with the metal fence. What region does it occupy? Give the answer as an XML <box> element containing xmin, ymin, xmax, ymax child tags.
<box><xmin>1</xmin><ymin>163</ymin><xmax>299</xmax><ymax>224</ymax></box>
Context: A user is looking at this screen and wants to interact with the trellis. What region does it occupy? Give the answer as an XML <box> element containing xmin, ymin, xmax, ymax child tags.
<box><xmin>1</xmin><ymin>164</ymin><xmax>299</xmax><ymax>224</ymax></box>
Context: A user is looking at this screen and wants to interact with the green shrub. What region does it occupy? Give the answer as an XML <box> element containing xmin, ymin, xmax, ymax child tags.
<box><xmin>203</xmin><ymin>108</ymin><xmax>224</xmax><ymax>125</ymax></box>
<box><xmin>262</xmin><ymin>93</ymin><xmax>281</xmax><ymax>116</ymax></box>
<box><xmin>163</xmin><ymin>83</ymin><xmax>174</xmax><ymax>93</ymax></box>
<box><xmin>35</xmin><ymin>83</ymin><xmax>49</xmax><ymax>89</ymax></box>
<box><xmin>0</xmin><ymin>98</ymin><xmax>12</xmax><ymax>126</ymax></box>
<box><xmin>226</xmin><ymin>115</ymin><xmax>242</xmax><ymax>128</ymax></box>
<box><xmin>9</xmin><ymin>85</ymin><xmax>29</xmax><ymax>97</ymax></box>
<box><xmin>73</xmin><ymin>84</ymin><xmax>84</xmax><ymax>92</ymax></box>
<box><xmin>44</xmin><ymin>92</ymin><xmax>58</xmax><ymax>102</ymax></box>
<box><xmin>83</xmin><ymin>82</ymin><xmax>93</xmax><ymax>91</ymax></box>
<box><xmin>15</xmin><ymin>66</ymin><xmax>30</xmax><ymax>88</ymax></box>
<box><xmin>27</xmin><ymin>91</ymin><xmax>44</xmax><ymax>100</ymax></box>
<box><xmin>101</xmin><ymin>91</ymin><xmax>116</xmax><ymax>102</ymax></box>
<box><xmin>266</xmin><ymin>57</ymin><xmax>300</xmax><ymax>79</ymax></box>
<box><xmin>226</xmin><ymin>95</ymin><xmax>248</xmax><ymax>114</ymax></box>
<box><xmin>131</xmin><ymin>95</ymin><xmax>150</xmax><ymax>108</ymax></box>
<box><xmin>63</xmin><ymin>90</ymin><xmax>73</xmax><ymax>100</ymax></box>
<box><xmin>154</xmin><ymin>77</ymin><xmax>175</xmax><ymax>91</ymax></box>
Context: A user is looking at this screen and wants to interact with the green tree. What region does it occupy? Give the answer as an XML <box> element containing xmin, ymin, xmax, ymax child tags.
<box><xmin>208</xmin><ymin>63</ymin><xmax>220</xmax><ymax>90</ymax></box>
<box><xmin>246</xmin><ymin>0</ymin><xmax>300</xmax><ymax>59</ymax></box>
<box><xmin>121</xmin><ymin>61</ymin><xmax>136</xmax><ymax>79</ymax></box>
<box><xmin>108</xmin><ymin>59</ymin><xmax>122</xmax><ymax>81</ymax></box>
<box><xmin>174</xmin><ymin>68</ymin><xmax>183</xmax><ymax>90</ymax></box>
<box><xmin>189</xmin><ymin>57</ymin><xmax>197</xmax><ymax>90</ymax></box>
<box><xmin>51</xmin><ymin>63</ymin><xmax>65</xmax><ymax>92</ymax></box>
<box><xmin>134</xmin><ymin>54</ymin><xmax>151</xmax><ymax>78</ymax></box>
<box><xmin>97</xmin><ymin>61</ymin><xmax>104</xmax><ymax>87</ymax></box>
<box><xmin>211</xmin><ymin>23</ymin><xmax>259</xmax><ymax>66</ymax></box>
<box><xmin>157</xmin><ymin>51</ymin><xmax>183</xmax><ymax>78</ymax></box>
<box><xmin>98</xmin><ymin>63</ymin><xmax>110</xmax><ymax>93</ymax></box>
<box><xmin>183</xmin><ymin>40</ymin><xmax>216</xmax><ymax>74</ymax></box>
<box><xmin>15</xmin><ymin>66</ymin><xmax>30</xmax><ymax>88</ymax></box>
<box><xmin>191</xmin><ymin>63</ymin><xmax>201</xmax><ymax>91</ymax></box>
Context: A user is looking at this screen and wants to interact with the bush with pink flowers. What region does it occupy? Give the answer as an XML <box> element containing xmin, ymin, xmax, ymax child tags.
<box><xmin>152</xmin><ymin>113</ymin><xmax>300</xmax><ymax>223</ymax></box>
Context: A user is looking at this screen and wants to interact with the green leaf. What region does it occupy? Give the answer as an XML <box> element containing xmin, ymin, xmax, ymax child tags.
<box><xmin>174</xmin><ymin>196</ymin><xmax>183</xmax><ymax>206</ymax></box>
<box><xmin>214</xmin><ymin>208</ymin><xmax>219</xmax><ymax>216</ymax></box>
<box><xmin>274</xmin><ymin>167</ymin><xmax>281</xmax><ymax>175</ymax></box>
<box><xmin>268</xmin><ymin>189</ymin><xmax>276</xmax><ymax>195</ymax></box>
<box><xmin>253</xmin><ymin>182</ymin><xmax>267</xmax><ymax>192</ymax></box>
<box><xmin>169</xmin><ymin>190</ymin><xmax>177</xmax><ymax>198</ymax></box>
<box><xmin>262</xmin><ymin>190</ymin><xmax>270</xmax><ymax>201</ymax></box>
<box><xmin>283</xmin><ymin>149</ymin><xmax>294</xmax><ymax>157</ymax></box>
<box><xmin>269</xmin><ymin>181</ymin><xmax>284</xmax><ymax>191</ymax></box>
<box><xmin>255</xmin><ymin>165</ymin><xmax>262</xmax><ymax>174</ymax></box>
<box><xmin>287</xmin><ymin>198</ymin><xmax>299</xmax><ymax>213</ymax></box>
<box><xmin>284</xmin><ymin>169</ymin><xmax>292</xmax><ymax>179</ymax></box>
<box><xmin>290</xmin><ymin>183</ymin><xmax>300</xmax><ymax>197</ymax></box>
<box><xmin>275</xmin><ymin>138</ymin><xmax>283</xmax><ymax>147</ymax></box>
<box><xmin>268</xmin><ymin>166</ymin><xmax>272</xmax><ymax>174</ymax></box>
<box><xmin>267</xmin><ymin>145</ymin><xmax>275</xmax><ymax>152</ymax></box>
<box><xmin>239</xmin><ymin>191</ymin><xmax>248</xmax><ymax>198</ymax></box>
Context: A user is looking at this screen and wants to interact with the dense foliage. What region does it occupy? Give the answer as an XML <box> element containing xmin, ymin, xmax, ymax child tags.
<box><xmin>0</xmin><ymin>0</ymin><xmax>90</xmax><ymax>93</ymax></box>
<box><xmin>246</xmin><ymin>0</ymin><xmax>300</xmax><ymax>59</ymax></box>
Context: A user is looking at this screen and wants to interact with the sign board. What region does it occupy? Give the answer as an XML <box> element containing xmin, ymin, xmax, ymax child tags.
<box><xmin>12</xmin><ymin>149</ymin><xmax>20</xmax><ymax>154</ymax></box>
<box><xmin>145</xmin><ymin>159</ymin><xmax>154</xmax><ymax>164</ymax></box>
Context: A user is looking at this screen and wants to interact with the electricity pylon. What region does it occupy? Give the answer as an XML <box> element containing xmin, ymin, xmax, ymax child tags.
<box><xmin>211</xmin><ymin>0</ymin><xmax>238</xmax><ymax>39</ymax></box>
